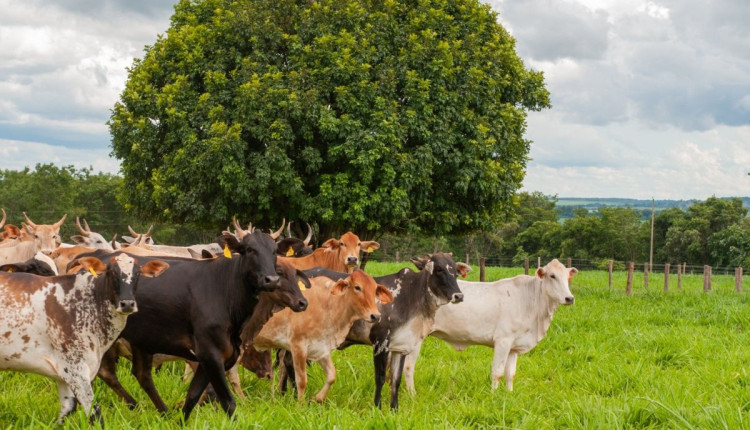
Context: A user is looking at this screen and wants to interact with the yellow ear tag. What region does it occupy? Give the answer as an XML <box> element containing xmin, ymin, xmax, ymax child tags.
<box><xmin>89</xmin><ymin>267</ymin><xmax>98</xmax><ymax>278</ymax></box>
<box><xmin>297</xmin><ymin>280</ymin><xmax>308</xmax><ymax>290</ymax></box>
<box><xmin>6</xmin><ymin>268</ymin><xmax>13</xmax><ymax>273</ymax></box>
<box><xmin>223</xmin><ymin>244</ymin><xmax>232</xmax><ymax>258</ymax></box>
<box><xmin>286</xmin><ymin>248</ymin><xmax>295</xmax><ymax>257</ymax></box>
<box><xmin>367</xmin><ymin>247</ymin><xmax>374</xmax><ymax>252</ymax></box>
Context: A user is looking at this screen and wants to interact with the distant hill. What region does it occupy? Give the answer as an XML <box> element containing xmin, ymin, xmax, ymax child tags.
<box><xmin>555</xmin><ymin>197</ymin><xmax>750</xmax><ymax>221</ymax></box>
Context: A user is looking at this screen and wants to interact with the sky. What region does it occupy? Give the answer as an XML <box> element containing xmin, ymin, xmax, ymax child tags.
<box><xmin>1</xmin><ymin>0</ymin><xmax>748</xmax><ymax>200</ymax></box>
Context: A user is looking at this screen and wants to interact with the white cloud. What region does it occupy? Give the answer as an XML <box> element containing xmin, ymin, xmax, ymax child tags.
<box><xmin>0</xmin><ymin>139</ymin><xmax>119</xmax><ymax>174</ymax></box>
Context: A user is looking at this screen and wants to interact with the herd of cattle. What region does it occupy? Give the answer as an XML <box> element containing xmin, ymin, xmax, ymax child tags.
<box><xmin>0</xmin><ymin>210</ymin><xmax>577</xmax><ymax>425</ymax></box>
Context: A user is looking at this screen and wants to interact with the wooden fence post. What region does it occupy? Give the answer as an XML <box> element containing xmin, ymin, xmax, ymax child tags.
<box><xmin>567</xmin><ymin>257</ymin><xmax>572</xmax><ymax>268</ymax></box>
<box><xmin>608</xmin><ymin>259</ymin><xmax>613</xmax><ymax>290</ymax></box>
<box><xmin>664</xmin><ymin>263</ymin><xmax>670</xmax><ymax>292</ymax></box>
<box><xmin>703</xmin><ymin>265</ymin><xmax>712</xmax><ymax>291</ymax></box>
<box><xmin>626</xmin><ymin>262</ymin><xmax>634</xmax><ymax>295</ymax></box>
<box><xmin>644</xmin><ymin>262</ymin><xmax>649</xmax><ymax>288</ymax></box>
<box><xmin>537</xmin><ymin>257</ymin><xmax>541</xmax><ymax>269</ymax></box>
<box><xmin>395</xmin><ymin>251</ymin><xmax>400</xmax><ymax>263</ymax></box>
<box><xmin>524</xmin><ymin>258</ymin><xmax>529</xmax><ymax>275</ymax></box>
<box><xmin>479</xmin><ymin>257</ymin><xmax>486</xmax><ymax>282</ymax></box>
<box><xmin>735</xmin><ymin>267</ymin><xmax>743</xmax><ymax>292</ymax></box>
<box><xmin>465</xmin><ymin>253</ymin><xmax>470</xmax><ymax>266</ymax></box>
<box><xmin>677</xmin><ymin>263</ymin><xmax>682</xmax><ymax>291</ymax></box>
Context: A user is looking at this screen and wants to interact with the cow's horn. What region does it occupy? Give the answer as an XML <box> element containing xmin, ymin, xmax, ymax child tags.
<box><xmin>128</xmin><ymin>225</ymin><xmax>138</xmax><ymax>236</ymax></box>
<box><xmin>22</xmin><ymin>212</ymin><xmax>37</xmax><ymax>228</ymax></box>
<box><xmin>303</xmin><ymin>223</ymin><xmax>313</xmax><ymax>246</ymax></box>
<box><xmin>269</xmin><ymin>218</ymin><xmax>285</xmax><ymax>240</ymax></box>
<box><xmin>52</xmin><ymin>214</ymin><xmax>67</xmax><ymax>230</ymax></box>
<box><xmin>145</xmin><ymin>225</ymin><xmax>153</xmax><ymax>237</ymax></box>
<box><xmin>286</xmin><ymin>221</ymin><xmax>292</xmax><ymax>238</ymax></box>
<box><xmin>76</xmin><ymin>216</ymin><xmax>91</xmax><ymax>236</ymax></box>
<box><xmin>233</xmin><ymin>216</ymin><xmax>248</xmax><ymax>239</ymax></box>
<box><xmin>0</xmin><ymin>208</ymin><xmax>5</xmax><ymax>229</ymax></box>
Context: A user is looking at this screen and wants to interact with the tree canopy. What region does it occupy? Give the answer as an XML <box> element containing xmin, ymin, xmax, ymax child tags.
<box><xmin>109</xmin><ymin>0</ymin><xmax>549</xmax><ymax>237</ymax></box>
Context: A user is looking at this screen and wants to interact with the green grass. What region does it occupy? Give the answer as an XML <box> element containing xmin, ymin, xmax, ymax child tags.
<box><xmin>3</xmin><ymin>262</ymin><xmax>750</xmax><ymax>429</ymax></box>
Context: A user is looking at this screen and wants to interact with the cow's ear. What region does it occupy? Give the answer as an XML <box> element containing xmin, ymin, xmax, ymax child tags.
<box><xmin>218</xmin><ymin>233</ymin><xmax>242</xmax><ymax>254</ymax></box>
<box><xmin>568</xmin><ymin>267</ymin><xmax>578</xmax><ymax>281</ymax></box>
<box><xmin>456</xmin><ymin>262</ymin><xmax>472</xmax><ymax>278</ymax></box>
<box><xmin>77</xmin><ymin>257</ymin><xmax>106</xmax><ymax>276</ymax></box>
<box><xmin>0</xmin><ymin>263</ymin><xmax>24</xmax><ymax>273</ymax></box>
<box><xmin>141</xmin><ymin>260</ymin><xmax>170</xmax><ymax>278</ymax></box>
<box><xmin>322</xmin><ymin>238</ymin><xmax>339</xmax><ymax>249</ymax></box>
<box><xmin>375</xmin><ymin>285</ymin><xmax>393</xmax><ymax>304</ymax></box>
<box><xmin>4</xmin><ymin>225</ymin><xmax>20</xmax><ymax>238</ymax></box>
<box><xmin>22</xmin><ymin>222</ymin><xmax>33</xmax><ymax>234</ymax></box>
<box><xmin>361</xmin><ymin>241</ymin><xmax>380</xmax><ymax>253</ymax></box>
<box><xmin>410</xmin><ymin>257</ymin><xmax>426</xmax><ymax>271</ymax></box>
<box><xmin>70</xmin><ymin>235</ymin><xmax>87</xmax><ymax>245</ymax></box>
<box><xmin>330</xmin><ymin>279</ymin><xmax>349</xmax><ymax>295</ymax></box>
<box><xmin>536</xmin><ymin>267</ymin><xmax>546</xmax><ymax>279</ymax></box>
<box><xmin>201</xmin><ymin>249</ymin><xmax>215</xmax><ymax>259</ymax></box>
<box><xmin>295</xmin><ymin>269</ymin><xmax>312</xmax><ymax>290</ymax></box>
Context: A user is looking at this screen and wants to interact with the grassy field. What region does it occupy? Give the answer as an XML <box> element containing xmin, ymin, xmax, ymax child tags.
<box><xmin>2</xmin><ymin>262</ymin><xmax>750</xmax><ymax>429</ymax></box>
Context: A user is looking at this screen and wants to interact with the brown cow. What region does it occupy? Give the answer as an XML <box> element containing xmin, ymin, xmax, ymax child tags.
<box><xmin>277</xmin><ymin>232</ymin><xmax>379</xmax><ymax>273</ymax></box>
<box><xmin>254</xmin><ymin>269</ymin><xmax>393</xmax><ymax>402</ymax></box>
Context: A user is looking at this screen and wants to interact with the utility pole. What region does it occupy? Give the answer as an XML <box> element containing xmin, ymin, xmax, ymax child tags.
<box><xmin>649</xmin><ymin>197</ymin><xmax>655</xmax><ymax>269</ymax></box>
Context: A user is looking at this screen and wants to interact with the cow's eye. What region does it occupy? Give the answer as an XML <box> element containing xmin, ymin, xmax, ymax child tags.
<box><xmin>357</xmin><ymin>242</ymin><xmax>361</xmax><ymax>247</ymax></box>
<box><xmin>354</xmin><ymin>285</ymin><xmax>362</xmax><ymax>292</ymax></box>
<box><xmin>551</xmin><ymin>274</ymin><xmax>556</xmax><ymax>279</ymax></box>
<box><xmin>339</xmin><ymin>242</ymin><xmax>344</xmax><ymax>247</ymax></box>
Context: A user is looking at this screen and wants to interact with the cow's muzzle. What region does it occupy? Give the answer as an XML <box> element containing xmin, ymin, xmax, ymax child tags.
<box><xmin>262</xmin><ymin>275</ymin><xmax>281</xmax><ymax>290</ymax></box>
<box><xmin>117</xmin><ymin>300</ymin><xmax>138</xmax><ymax>314</ymax></box>
<box><xmin>451</xmin><ymin>293</ymin><xmax>464</xmax><ymax>303</ymax></box>
<box><xmin>293</xmin><ymin>298</ymin><xmax>308</xmax><ymax>312</ymax></box>
<box><xmin>564</xmin><ymin>296</ymin><xmax>575</xmax><ymax>305</ymax></box>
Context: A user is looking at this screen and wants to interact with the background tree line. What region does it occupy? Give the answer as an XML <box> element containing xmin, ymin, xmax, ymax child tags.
<box><xmin>2</xmin><ymin>165</ymin><xmax>748</xmax><ymax>269</ymax></box>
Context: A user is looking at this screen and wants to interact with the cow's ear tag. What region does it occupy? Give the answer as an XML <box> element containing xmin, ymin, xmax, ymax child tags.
<box><xmin>89</xmin><ymin>267</ymin><xmax>98</xmax><ymax>278</ymax></box>
<box><xmin>286</xmin><ymin>248</ymin><xmax>294</xmax><ymax>257</ymax></box>
<box><xmin>223</xmin><ymin>244</ymin><xmax>232</xmax><ymax>258</ymax></box>
<box><xmin>6</xmin><ymin>268</ymin><xmax>13</xmax><ymax>273</ymax></box>
<box><xmin>461</xmin><ymin>273</ymin><xmax>467</xmax><ymax>278</ymax></box>
<box><xmin>367</xmin><ymin>247</ymin><xmax>374</xmax><ymax>252</ymax></box>
<box><xmin>297</xmin><ymin>279</ymin><xmax>308</xmax><ymax>290</ymax></box>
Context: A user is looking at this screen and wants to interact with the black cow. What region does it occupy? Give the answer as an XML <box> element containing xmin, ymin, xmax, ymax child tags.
<box><xmin>96</xmin><ymin>228</ymin><xmax>290</xmax><ymax>421</ymax></box>
<box><xmin>0</xmin><ymin>251</ymin><xmax>58</xmax><ymax>276</ymax></box>
<box><xmin>275</xmin><ymin>222</ymin><xmax>314</xmax><ymax>257</ymax></box>
<box><xmin>297</xmin><ymin>253</ymin><xmax>469</xmax><ymax>409</ymax></box>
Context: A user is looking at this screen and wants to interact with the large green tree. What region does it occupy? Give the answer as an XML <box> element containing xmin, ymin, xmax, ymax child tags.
<box><xmin>109</xmin><ymin>0</ymin><xmax>549</xmax><ymax>238</ymax></box>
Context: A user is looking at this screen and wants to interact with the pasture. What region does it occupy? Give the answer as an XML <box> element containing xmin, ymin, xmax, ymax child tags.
<box><xmin>2</xmin><ymin>262</ymin><xmax>750</xmax><ymax>429</ymax></box>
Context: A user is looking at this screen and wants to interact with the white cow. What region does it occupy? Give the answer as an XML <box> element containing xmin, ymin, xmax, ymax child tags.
<box><xmin>403</xmin><ymin>259</ymin><xmax>577</xmax><ymax>392</ymax></box>
<box><xmin>70</xmin><ymin>217</ymin><xmax>114</xmax><ymax>250</ymax></box>
<box><xmin>0</xmin><ymin>213</ymin><xmax>67</xmax><ymax>264</ymax></box>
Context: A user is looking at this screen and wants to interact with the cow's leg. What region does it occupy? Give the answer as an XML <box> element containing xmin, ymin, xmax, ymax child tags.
<box><xmin>373</xmin><ymin>349</ymin><xmax>388</xmax><ymax>408</ymax></box>
<box><xmin>131</xmin><ymin>348</ymin><xmax>168</xmax><ymax>412</ymax></box>
<box><xmin>278</xmin><ymin>349</ymin><xmax>297</xmax><ymax>393</ymax></box>
<box><xmin>290</xmin><ymin>346</ymin><xmax>309</xmax><ymax>401</ymax></box>
<box><xmin>491</xmin><ymin>340</ymin><xmax>512</xmax><ymax>390</ymax></box>
<box><xmin>389</xmin><ymin>352</ymin><xmax>406</xmax><ymax>410</ymax></box>
<box><xmin>97</xmin><ymin>345</ymin><xmax>138</xmax><ymax>409</ymax></box>
<box><xmin>403</xmin><ymin>340</ymin><xmax>424</xmax><ymax>395</ymax></box>
<box><xmin>313</xmin><ymin>354</ymin><xmax>336</xmax><ymax>403</ymax></box>
<box><xmin>55</xmin><ymin>380</ymin><xmax>78</xmax><ymax>423</ymax></box>
<box><xmin>227</xmin><ymin>363</ymin><xmax>246</xmax><ymax>400</ymax></box>
<box><xmin>504</xmin><ymin>351</ymin><xmax>519</xmax><ymax>391</ymax></box>
<box><xmin>182</xmin><ymin>363</ymin><xmax>211</xmax><ymax>421</ymax></box>
<box><xmin>197</xmin><ymin>353</ymin><xmax>236</xmax><ymax>416</ymax></box>
<box><xmin>60</xmin><ymin>369</ymin><xmax>101</xmax><ymax>427</ymax></box>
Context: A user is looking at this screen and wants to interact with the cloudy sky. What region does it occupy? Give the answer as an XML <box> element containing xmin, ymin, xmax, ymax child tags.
<box><xmin>1</xmin><ymin>0</ymin><xmax>748</xmax><ymax>200</ymax></box>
